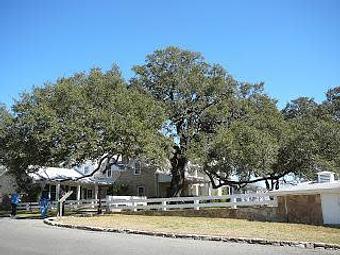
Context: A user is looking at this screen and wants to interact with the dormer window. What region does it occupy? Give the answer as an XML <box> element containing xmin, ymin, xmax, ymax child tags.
<box><xmin>133</xmin><ymin>162</ymin><xmax>142</xmax><ymax>175</ymax></box>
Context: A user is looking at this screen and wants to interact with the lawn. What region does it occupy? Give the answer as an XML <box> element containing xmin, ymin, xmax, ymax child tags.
<box><xmin>59</xmin><ymin>214</ymin><xmax>340</xmax><ymax>245</ymax></box>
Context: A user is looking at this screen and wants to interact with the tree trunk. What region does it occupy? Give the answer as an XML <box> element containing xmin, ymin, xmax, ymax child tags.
<box><xmin>168</xmin><ymin>146</ymin><xmax>187</xmax><ymax>197</ymax></box>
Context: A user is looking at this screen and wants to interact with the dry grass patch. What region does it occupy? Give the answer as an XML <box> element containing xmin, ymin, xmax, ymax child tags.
<box><xmin>59</xmin><ymin>214</ymin><xmax>340</xmax><ymax>245</ymax></box>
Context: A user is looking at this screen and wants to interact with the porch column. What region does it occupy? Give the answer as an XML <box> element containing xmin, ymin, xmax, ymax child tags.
<box><xmin>77</xmin><ymin>184</ymin><xmax>81</xmax><ymax>201</ymax></box>
<box><xmin>194</xmin><ymin>184</ymin><xmax>199</xmax><ymax>196</ymax></box>
<box><xmin>94</xmin><ymin>183</ymin><xmax>98</xmax><ymax>201</ymax></box>
<box><xmin>56</xmin><ymin>182</ymin><xmax>60</xmax><ymax>201</ymax></box>
<box><xmin>48</xmin><ymin>184</ymin><xmax>51</xmax><ymax>200</ymax></box>
<box><xmin>208</xmin><ymin>183</ymin><xmax>212</xmax><ymax>196</ymax></box>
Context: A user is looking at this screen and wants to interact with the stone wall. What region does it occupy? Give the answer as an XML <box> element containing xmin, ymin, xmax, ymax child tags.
<box><xmin>114</xmin><ymin>165</ymin><xmax>158</xmax><ymax>197</ymax></box>
<box><xmin>122</xmin><ymin>206</ymin><xmax>285</xmax><ymax>222</ymax></box>
<box><xmin>277</xmin><ymin>194</ymin><xmax>323</xmax><ymax>225</ymax></box>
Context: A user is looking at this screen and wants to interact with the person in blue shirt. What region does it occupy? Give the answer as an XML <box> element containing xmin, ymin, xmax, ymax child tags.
<box><xmin>10</xmin><ymin>192</ymin><xmax>21</xmax><ymax>218</ymax></box>
<box><xmin>39</xmin><ymin>193</ymin><xmax>49</xmax><ymax>219</ymax></box>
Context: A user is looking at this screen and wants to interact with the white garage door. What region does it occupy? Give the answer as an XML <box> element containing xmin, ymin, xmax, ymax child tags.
<box><xmin>320</xmin><ymin>193</ymin><xmax>340</xmax><ymax>225</ymax></box>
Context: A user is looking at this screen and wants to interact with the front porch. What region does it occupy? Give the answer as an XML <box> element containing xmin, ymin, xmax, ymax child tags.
<box><xmin>41</xmin><ymin>181</ymin><xmax>110</xmax><ymax>201</ymax></box>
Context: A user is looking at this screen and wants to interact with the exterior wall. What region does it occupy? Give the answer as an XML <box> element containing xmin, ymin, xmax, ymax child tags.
<box><xmin>114</xmin><ymin>164</ymin><xmax>158</xmax><ymax>198</ymax></box>
<box><xmin>157</xmin><ymin>182</ymin><xmax>170</xmax><ymax>197</ymax></box>
<box><xmin>277</xmin><ymin>194</ymin><xmax>323</xmax><ymax>225</ymax></box>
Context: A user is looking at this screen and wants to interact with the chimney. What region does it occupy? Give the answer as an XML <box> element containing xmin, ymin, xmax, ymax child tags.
<box><xmin>317</xmin><ymin>171</ymin><xmax>335</xmax><ymax>183</ymax></box>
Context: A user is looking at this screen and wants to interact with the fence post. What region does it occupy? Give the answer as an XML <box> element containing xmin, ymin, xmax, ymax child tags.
<box><xmin>162</xmin><ymin>200</ymin><xmax>167</xmax><ymax>211</ymax></box>
<box><xmin>194</xmin><ymin>199</ymin><xmax>200</xmax><ymax>210</ymax></box>
<box><xmin>231</xmin><ymin>195</ymin><xmax>237</xmax><ymax>209</ymax></box>
<box><xmin>106</xmin><ymin>196</ymin><xmax>110</xmax><ymax>212</ymax></box>
<box><xmin>132</xmin><ymin>200</ymin><xmax>137</xmax><ymax>212</ymax></box>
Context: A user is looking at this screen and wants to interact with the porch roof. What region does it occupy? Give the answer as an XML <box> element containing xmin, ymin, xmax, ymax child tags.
<box><xmin>29</xmin><ymin>167</ymin><xmax>114</xmax><ymax>185</ymax></box>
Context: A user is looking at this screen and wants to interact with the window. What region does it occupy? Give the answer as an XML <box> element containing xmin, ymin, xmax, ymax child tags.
<box><xmin>82</xmin><ymin>188</ymin><xmax>87</xmax><ymax>199</ymax></box>
<box><xmin>137</xmin><ymin>186</ymin><xmax>145</xmax><ymax>196</ymax></box>
<box><xmin>87</xmin><ymin>189</ymin><xmax>93</xmax><ymax>199</ymax></box>
<box><xmin>133</xmin><ymin>162</ymin><xmax>142</xmax><ymax>175</ymax></box>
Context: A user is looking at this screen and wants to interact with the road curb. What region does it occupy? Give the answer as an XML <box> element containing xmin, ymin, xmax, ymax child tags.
<box><xmin>43</xmin><ymin>217</ymin><xmax>340</xmax><ymax>250</ymax></box>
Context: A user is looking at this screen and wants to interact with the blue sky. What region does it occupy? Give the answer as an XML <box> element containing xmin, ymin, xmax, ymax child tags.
<box><xmin>0</xmin><ymin>0</ymin><xmax>339</xmax><ymax>108</ymax></box>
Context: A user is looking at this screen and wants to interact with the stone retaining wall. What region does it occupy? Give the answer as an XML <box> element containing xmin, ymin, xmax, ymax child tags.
<box><xmin>121</xmin><ymin>206</ymin><xmax>285</xmax><ymax>222</ymax></box>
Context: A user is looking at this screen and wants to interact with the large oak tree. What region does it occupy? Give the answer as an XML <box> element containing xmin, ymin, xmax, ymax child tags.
<box><xmin>0</xmin><ymin>66</ymin><xmax>168</xmax><ymax>191</ymax></box>
<box><xmin>131</xmin><ymin>47</ymin><xmax>252</xmax><ymax>196</ymax></box>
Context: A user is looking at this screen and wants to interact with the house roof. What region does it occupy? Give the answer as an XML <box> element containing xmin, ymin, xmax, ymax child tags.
<box><xmin>29</xmin><ymin>167</ymin><xmax>114</xmax><ymax>185</ymax></box>
<box><xmin>317</xmin><ymin>171</ymin><xmax>335</xmax><ymax>175</ymax></box>
<box><xmin>30</xmin><ymin>167</ymin><xmax>83</xmax><ymax>181</ymax></box>
<box><xmin>271</xmin><ymin>181</ymin><xmax>340</xmax><ymax>195</ymax></box>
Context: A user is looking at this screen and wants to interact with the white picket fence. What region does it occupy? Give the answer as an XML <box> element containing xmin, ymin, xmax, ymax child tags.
<box><xmin>17</xmin><ymin>193</ymin><xmax>277</xmax><ymax>212</ymax></box>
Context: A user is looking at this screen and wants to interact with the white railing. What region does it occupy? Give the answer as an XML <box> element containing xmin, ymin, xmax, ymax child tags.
<box><xmin>17</xmin><ymin>198</ymin><xmax>106</xmax><ymax>211</ymax></box>
<box><xmin>106</xmin><ymin>193</ymin><xmax>278</xmax><ymax>212</ymax></box>
<box><xmin>106</xmin><ymin>196</ymin><xmax>147</xmax><ymax>210</ymax></box>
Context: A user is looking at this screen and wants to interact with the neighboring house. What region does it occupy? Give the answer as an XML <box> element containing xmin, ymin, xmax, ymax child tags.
<box><xmin>271</xmin><ymin>171</ymin><xmax>340</xmax><ymax>225</ymax></box>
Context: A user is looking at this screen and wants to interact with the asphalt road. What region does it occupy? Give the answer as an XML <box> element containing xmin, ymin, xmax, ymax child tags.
<box><xmin>0</xmin><ymin>217</ymin><xmax>338</xmax><ymax>255</ymax></box>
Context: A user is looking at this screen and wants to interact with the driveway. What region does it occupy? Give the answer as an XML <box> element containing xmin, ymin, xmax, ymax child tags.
<box><xmin>0</xmin><ymin>217</ymin><xmax>337</xmax><ymax>255</ymax></box>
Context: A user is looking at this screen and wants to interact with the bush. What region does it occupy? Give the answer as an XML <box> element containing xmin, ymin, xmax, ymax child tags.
<box><xmin>0</xmin><ymin>194</ymin><xmax>11</xmax><ymax>211</ymax></box>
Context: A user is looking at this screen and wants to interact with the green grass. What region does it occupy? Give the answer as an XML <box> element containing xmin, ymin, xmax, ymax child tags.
<box><xmin>59</xmin><ymin>214</ymin><xmax>340</xmax><ymax>245</ymax></box>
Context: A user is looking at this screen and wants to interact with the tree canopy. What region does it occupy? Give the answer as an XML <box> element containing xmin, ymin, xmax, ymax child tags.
<box><xmin>131</xmin><ymin>47</ymin><xmax>239</xmax><ymax>195</ymax></box>
<box><xmin>0</xmin><ymin>66</ymin><xmax>168</xmax><ymax>191</ymax></box>
<box><xmin>0</xmin><ymin>46</ymin><xmax>339</xmax><ymax>195</ymax></box>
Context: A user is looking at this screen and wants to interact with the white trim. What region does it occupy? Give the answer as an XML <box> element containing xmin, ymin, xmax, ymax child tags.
<box><xmin>270</xmin><ymin>187</ymin><xmax>340</xmax><ymax>196</ymax></box>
